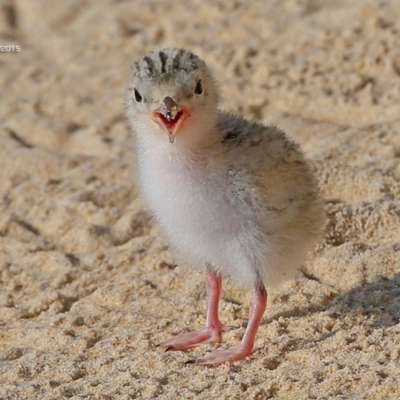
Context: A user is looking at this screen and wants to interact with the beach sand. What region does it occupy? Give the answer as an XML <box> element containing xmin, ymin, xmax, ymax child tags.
<box><xmin>1</xmin><ymin>1</ymin><xmax>400</xmax><ymax>398</ymax></box>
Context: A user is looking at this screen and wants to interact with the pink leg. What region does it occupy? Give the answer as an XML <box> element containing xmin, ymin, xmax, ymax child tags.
<box><xmin>191</xmin><ymin>283</ymin><xmax>267</xmax><ymax>367</ymax></box>
<box><xmin>159</xmin><ymin>269</ymin><xmax>230</xmax><ymax>351</ymax></box>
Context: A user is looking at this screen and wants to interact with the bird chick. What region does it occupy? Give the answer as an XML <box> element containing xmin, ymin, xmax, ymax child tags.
<box><xmin>126</xmin><ymin>48</ymin><xmax>324</xmax><ymax>366</ymax></box>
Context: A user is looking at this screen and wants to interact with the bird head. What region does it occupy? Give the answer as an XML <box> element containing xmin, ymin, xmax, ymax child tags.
<box><xmin>126</xmin><ymin>48</ymin><xmax>219</xmax><ymax>147</ymax></box>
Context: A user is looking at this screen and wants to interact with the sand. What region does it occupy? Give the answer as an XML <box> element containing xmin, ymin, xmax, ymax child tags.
<box><xmin>1</xmin><ymin>1</ymin><xmax>400</xmax><ymax>399</ymax></box>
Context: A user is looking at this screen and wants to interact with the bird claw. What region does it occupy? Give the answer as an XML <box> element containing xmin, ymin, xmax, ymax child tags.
<box><xmin>158</xmin><ymin>325</ymin><xmax>229</xmax><ymax>351</ymax></box>
<box><xmin>187</xmin><ymin>346</ymin><xmax>253</xmax><ymax>367</ymax></box>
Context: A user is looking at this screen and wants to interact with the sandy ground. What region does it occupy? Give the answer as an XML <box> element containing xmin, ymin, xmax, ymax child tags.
<box><xmin>1</xmin><ymin>1</ymin><xmax>400</xmax><ymax>399</ymax></box>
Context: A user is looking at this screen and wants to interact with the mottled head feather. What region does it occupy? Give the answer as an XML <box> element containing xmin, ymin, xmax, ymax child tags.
<box><xmin>132</xmin><ymin>48</ymin><xmax>204</xmax><ymax>84</ymax></box>
<box><xmin>127</xmin><ymin>48</ymin><xmax>219</xmax><ymax>117</ymax></box>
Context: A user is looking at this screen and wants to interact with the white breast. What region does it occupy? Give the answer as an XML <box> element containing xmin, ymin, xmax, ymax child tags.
<box><xmin>136</xmin><ymin>140</ymin><xmax>262</xmax><ymax>286</ymax></box>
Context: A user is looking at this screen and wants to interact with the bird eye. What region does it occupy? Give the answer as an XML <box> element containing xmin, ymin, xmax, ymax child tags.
<box><xmin>194</xmin><ymin>79</ymin><xmax>203</xmax><ymax>95</ymax></box>
<box><xmin>134</xmin><ymin>88</ymin><xmax>143</xmax><ymax>102</ymax></box>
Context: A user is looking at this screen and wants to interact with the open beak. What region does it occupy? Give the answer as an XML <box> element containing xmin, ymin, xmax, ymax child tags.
<box><xmin>151</xmin><ymin>96</ymin><xmax>189</xmax><ymax>143</ymax></box>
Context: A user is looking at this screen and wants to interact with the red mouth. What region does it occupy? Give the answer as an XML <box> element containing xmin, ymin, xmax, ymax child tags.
<box><xmin>152</xmin><ymin>108</ymin><xmax>189</xmax><ymax>137</ymax></box>
<box><xmin>156</xmin><ymin>111</ymin><xmax>184</xmax><ymax>133</ymax></box>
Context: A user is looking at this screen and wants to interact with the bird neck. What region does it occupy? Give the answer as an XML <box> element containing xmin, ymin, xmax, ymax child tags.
<box><xmin>137</xmin><ymin>125</ymin><xmax>218</xmax><ymax>170</ymax></box>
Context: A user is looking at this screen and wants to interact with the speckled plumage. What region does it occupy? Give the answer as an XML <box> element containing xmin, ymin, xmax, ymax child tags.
<box><xmin>125</xmin><ymin>48</ymin><xmax>324</xmax><ymax>366</ymax></box>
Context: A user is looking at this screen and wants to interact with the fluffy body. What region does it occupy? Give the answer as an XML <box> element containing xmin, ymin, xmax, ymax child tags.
<box><xmin>125</xmin><ymin>48</ymin><xmax>324</xmax><ymax>365</ymax></box>
<box><xmin>135</xmin><ymin>113</ymin><xmax>321</xmax><ymax>287</ymax></box>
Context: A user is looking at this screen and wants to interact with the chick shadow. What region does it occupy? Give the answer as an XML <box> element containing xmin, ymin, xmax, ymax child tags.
<box><xmin>222</xmin><ymin>272</ymin><xmax>398</xmax><ymax>362</ymax></box>
<box><xmin>262</xmin><ymin>271</ymin><xmax>400</xmax><ymax>344</ymax></box>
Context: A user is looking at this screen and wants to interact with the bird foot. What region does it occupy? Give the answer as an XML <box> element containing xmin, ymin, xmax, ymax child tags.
<box><xmin>186</xmin><ymin>345</ymin><xmax>253</xmax><ymax>367</ymax></box>
<box><xmin>159</xmin><ymin>324</ymin><xmax>231</xmax><ymax>351</ymax></box>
